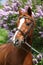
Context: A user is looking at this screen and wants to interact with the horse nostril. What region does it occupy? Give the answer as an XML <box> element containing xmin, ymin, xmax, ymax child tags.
<box><xmin>16</xmin><ymin>39</ymin><xmax>19</xmax><ymax>42</ymax></box>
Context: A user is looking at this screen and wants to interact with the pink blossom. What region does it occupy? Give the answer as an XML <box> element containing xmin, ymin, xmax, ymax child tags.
<box><xmin>36</xmin><ymin>5</ymin><xmax>42</xmax><ymax>12</ymax></box>
<box><xmin>11</xmin><ymin>3</ymin><xmax>18</xmax><ymax>11</ymax></box>
<box><xmin>39</xmin><ymin>32</ymin><xmax>43</xmax><ymax>34</ymax></box>
<box><xmin>35</xmin><ymin>13</ymin><xmax>40</xmax><ymax>17</ymax></box>
<box><xmin>0</xmin><ymin>9</ymin><xmax>9</xmax><ymax>16</ymax></box>
<box><xmin>40</xmin><ymin>11</ymin><xmax>43</xmax><ymax>16</ymax></box>
<box><xmin>8</xmin><ymin>11</ymin><xmax>14</xmax><ymax>15</ymax></box>
<box><xmin>41</xmin><ymin>34</ymin><xmax>43</xmax><ymax>37</ymax></box>
<box><xmin>24</xmin><ymin>5</ymin><xmax>29</xmax><ymax>11</ymax></box>
<box><xmin>13</xmin><ymin>11</ymin><xmax>19</xmax><ymax>14</ymax></box>
<box><xmin>37</xmin><ymin>54</ymin><xmax>42</xmax><ymax>61</ymax></box>
<box><xmin>21</xmin><ymin>8</ymin><xmax>26</xmax><ymax>12</ymax></box>
<box><xmin>2</xmin><ymin>11</ymin><xmax>9</xmax><ymax>16</ymax></box>
<box><xmin>0</xmin><ymin>14</ymin><xmax>3</xmax><ymax>19</ymax></box>
<box><xmin>3</xmin><ymin>6</ymin><xmax>12</xmax><ymax>11</ymax></box>
<box><xmin>0</xmin><ymin>9</ymin><xmax>3</xmax><ymax>12</ymax></box>
<box><xmin>33</xmin><ymin>58</ymin><xmax>38</xmax><ymax>64</ymax></box>
<box><xmin>12</xmin><ymin>3</ymin><xmax>17</xmax><ymax>7</ymax></box>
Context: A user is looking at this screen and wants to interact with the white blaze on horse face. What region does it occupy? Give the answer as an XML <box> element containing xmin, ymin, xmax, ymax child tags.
<box><xmin>12</xmin><ymin>18</ymin><xmax>25</xmax><ymax>44</ymax></box>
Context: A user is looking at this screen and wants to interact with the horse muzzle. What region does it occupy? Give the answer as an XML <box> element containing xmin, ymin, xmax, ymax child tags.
<box><xmin>14</xmin><ymin>38</ymin><xmax>24</xmax><ymax>46</ymax></box>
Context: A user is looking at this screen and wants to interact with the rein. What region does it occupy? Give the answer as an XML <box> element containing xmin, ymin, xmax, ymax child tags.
<box><xmin>24</xmin><ymin>41</ymin><xmax>40</xmax><ymax>54</ymax></box>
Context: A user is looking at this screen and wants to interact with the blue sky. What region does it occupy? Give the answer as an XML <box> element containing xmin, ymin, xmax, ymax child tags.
<box><xmin>1</xmin><ymin>0</ymin><xmax>7</xmax><ymax>4</ymax></box>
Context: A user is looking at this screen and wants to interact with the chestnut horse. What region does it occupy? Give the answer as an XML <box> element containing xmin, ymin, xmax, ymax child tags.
<box><xmin>0</xmin><ymin>7</ymin><xmax>35</xmax><ymax>65</ymax></box>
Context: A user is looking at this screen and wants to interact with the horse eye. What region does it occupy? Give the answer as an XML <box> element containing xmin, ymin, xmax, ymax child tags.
<box><xmin>26</xmin><ymin>22</ymin><xmax>30</xmax><ymax>26</ymax></box>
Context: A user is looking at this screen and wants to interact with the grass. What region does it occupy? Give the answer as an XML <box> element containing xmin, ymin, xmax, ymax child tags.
<box><xmin>0</xmin><ymin>28</ymin><xmax>8</xmax><ymax>44</ymax></box>
<box><xmin>0</xmin><ymin>5</ymin><xmax>3</xmax><ymax>9</ymax></box>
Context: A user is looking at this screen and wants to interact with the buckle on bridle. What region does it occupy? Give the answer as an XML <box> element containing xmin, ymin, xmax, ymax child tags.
<box><xmin>16</xmin><ymin>28</ymin><xmax>25</xmax><ymax>37</ymax></box>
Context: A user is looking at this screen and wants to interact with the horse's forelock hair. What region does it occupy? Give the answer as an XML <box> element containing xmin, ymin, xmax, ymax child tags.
<box><xmin>27</xmin><ymin>7</ymin><xmax>32</xmax><ymax>16</ymax></box>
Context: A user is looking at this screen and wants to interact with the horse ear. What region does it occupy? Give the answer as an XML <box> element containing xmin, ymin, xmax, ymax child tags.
<box><xmin>27</xmin><ymin>7</ymin><xmax>32</xmax><ymax>16</ymax></box>
<box><xmin>19</xmin><ymin>10</ymin><xmax>23</xmax><ymax>15</ymax></box>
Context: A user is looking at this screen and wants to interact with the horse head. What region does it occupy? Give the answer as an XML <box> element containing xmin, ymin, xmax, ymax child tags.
<box><xmin>12</xmin><ymin>7</ymin><xmax>35</xmax><ymax>46</ymax></box>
